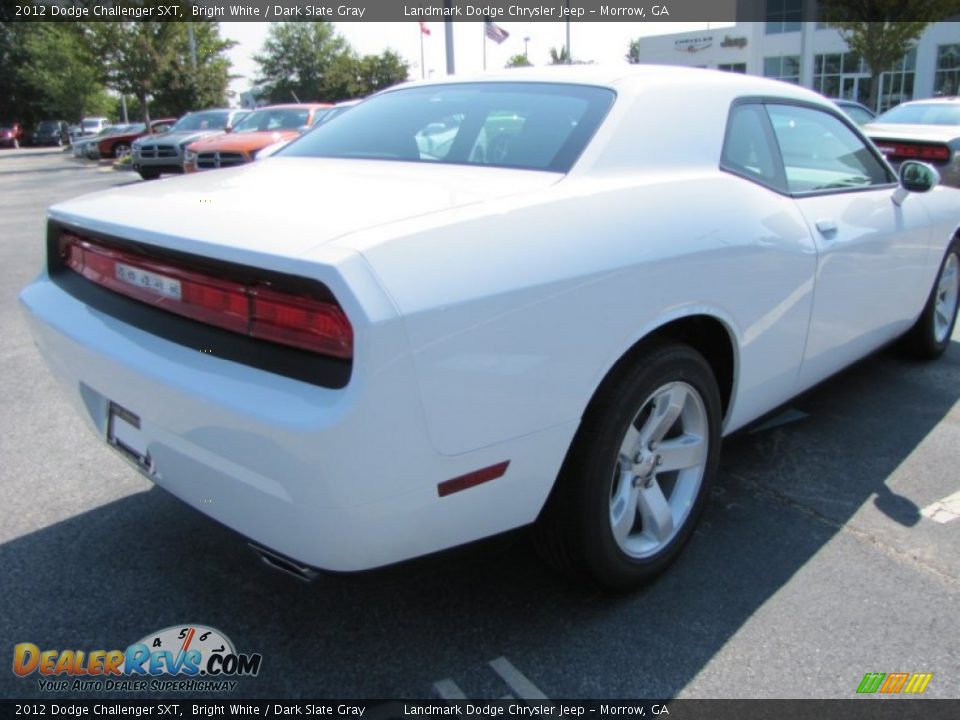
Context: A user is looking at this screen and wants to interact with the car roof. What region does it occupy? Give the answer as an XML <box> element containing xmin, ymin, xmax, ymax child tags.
<box><xmin>248</xmin><ymin>103</ymin><xmax>332</xmax><ymax>110</ymax></box>
<box><xmin>384</xmin><ymin>64</ymin><xmax>829</xmax><ymax>108</ymax></box>
<box><xmin>894</xmin><ymin>96</ymin><xmax>960</xmax><ymax>106</ymax></box>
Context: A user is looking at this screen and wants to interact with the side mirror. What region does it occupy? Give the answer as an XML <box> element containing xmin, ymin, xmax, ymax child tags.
<box><xmin>297</xmin><ymin>125</ymin><xmax>310</xmax><ymax>135</ymax></box>
<box><xmin>900</xmin><ymin>161</ymin><xmax>939</xmax><ymax>193</ymax></box>
<box><xmin>893</xmin><ymin>161</ymin><xmax>939</xmax><ymax>206</ymax></box>
<box><xmin>224</xmin><ymin>125</ymin><xmax>233</xmax><ymax>134</ymax></box>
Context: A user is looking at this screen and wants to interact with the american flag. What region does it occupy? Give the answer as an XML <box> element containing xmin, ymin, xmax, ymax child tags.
<box><xmin>484</xmin><ymin>20</ymin><xmax>509</xmax><ymax>44</ymax></box>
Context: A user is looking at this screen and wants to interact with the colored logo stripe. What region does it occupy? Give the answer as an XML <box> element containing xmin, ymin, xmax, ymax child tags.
<box><xmin>857</xmin><ymin>672</ymin><xmax>932</xmax><ymax>694</ymax></box>
<box><xmin>903</xmin><ymin>673</ymin><xmax>934</xmax><ymax>694</ymax></box>
<box><xmin>857</xmin><ymin>673</ymin><xmax>885</xmax><ymax>694</ymax></box>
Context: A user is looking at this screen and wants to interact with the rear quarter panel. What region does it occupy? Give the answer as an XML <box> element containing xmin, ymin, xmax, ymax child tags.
<box><xmin>338</xmin><ymin>170</ymin><xmax>818</xmax><ymax>456</ymax></box>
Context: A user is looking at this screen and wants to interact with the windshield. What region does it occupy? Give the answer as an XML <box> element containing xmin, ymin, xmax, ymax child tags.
<box><xmin>874</xmin><ymin>102</ymin><xmax>960</xmax><ymax>126</ymax></box>
<box><xmin>37</xmin><ymin>121</ymin><xmax>60</xmax><ymax>132</ymax></box>
<box><xmin>170</xmin><ymin>111</ymin><xmax>230</xmax><ymax>132</ymax></box>
<box><xmin>233</xmin><ymin>107</ymin><xmax>311</xmax><ymax>133</ymax></box>
<box><xmin>280</xmin><ymin>83</ymin><xmax>615</xmax><ymax>172</ymax></box>
<box><xmin>81</xmin><ymin>119</ymin><xmax>104</xmax><ymax>130</ymax></box>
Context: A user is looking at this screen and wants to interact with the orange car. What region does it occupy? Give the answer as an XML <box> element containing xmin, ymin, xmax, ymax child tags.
<box><xmin>183</xmin><ymin>104</ymin><xmax>331</xmax><ymax>172</ymax></box>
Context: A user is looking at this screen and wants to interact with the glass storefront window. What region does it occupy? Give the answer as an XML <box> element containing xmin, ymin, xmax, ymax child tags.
<box><xmin>934</xmin><ymin>44</ymin><xmax>960</xmax><ymax>97</ymax></box>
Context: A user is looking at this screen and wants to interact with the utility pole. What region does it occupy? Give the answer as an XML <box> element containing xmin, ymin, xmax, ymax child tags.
<box><xmin>187</xmin><ymin>23</ymin><xmax>197</xmax><ymax>71</ymax></box>
<box><xmin>444</xmin><ymin>0</ymin><xmax>455</xmax><ymax>75</ymax></box>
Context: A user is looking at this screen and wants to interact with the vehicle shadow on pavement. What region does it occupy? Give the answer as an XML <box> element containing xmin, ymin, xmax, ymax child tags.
<box><xmin>0</xmin><ymin>342</ymin><xmax>958</xmax><ymax>699</ymax></box>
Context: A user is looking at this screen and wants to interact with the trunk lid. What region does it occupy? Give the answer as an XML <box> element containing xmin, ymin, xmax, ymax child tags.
<box><xmin>50</xmin><ymin>158</ymin><xmax>562</xmax><ymax>261</ymax></box>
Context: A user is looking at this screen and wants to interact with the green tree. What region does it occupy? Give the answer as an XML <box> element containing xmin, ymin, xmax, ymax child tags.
<box><xmin>152</xmin><ymin>23</ymin><xmax>237</xmax><ymax>117</ymax></box>
<box><xmin>354</xmin><ymin>50</ymin><xmax>409</xmax><ymax>96</ymax></box>
<box><xmin>254</xmin><ymin>22</ymin><xmax>350</xmax><ymax>103</ymax></box>
<box><xmin>549</xmin><ymin>46</ymin><xmax>570</xmax><ymax>65</ymax></box>
<box><xmin>626</xmin><ymin>38</ymin><xmax>642</xmax><ymax>64</ymax></box>
<box><xmin>506</xmin><ymin>53</ymin><xmax>533</xmax><ymax>68</ymax></box>
<box><xmin>85</xmin><ymin>22</ymin><xmax>182</xmax><ymax>124</ymax></box>
<box><xmin>821</xmin><ymin>0</ymin><xmax>960</xmax><ymax>110</ymax></box>
<box><xmin>0</xmin><ymin>22</ymin><xmax>43</xmax><ymax>125</ymax></box>
<box><xmin>20</xmin><ymin>24</ymin><xmax>112</xmax><ymax>122</ymax></box>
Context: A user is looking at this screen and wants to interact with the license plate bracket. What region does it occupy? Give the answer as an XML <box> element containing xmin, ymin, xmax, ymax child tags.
<box><xmin>107</xmin><ymin>401</ymin><xmax>152</xmax><ymax>471</ymax></box>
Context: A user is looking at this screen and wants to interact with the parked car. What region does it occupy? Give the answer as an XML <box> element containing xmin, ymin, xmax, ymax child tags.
<box><xmin>253</xmin><ymin>101</ymin><xmax>362</xmax><ymax>162</ymax></box>
<box><xmin>19</xmin><ymin>67</ymin><xmax>960</xmax><ymax>589</ymax></box>
<box><xmin>33</xmin><ymin>120</ymin><xmax>71</xmax><ymax>147</ymax></box>
<box><xmin>0</xmin><ymin>122</ymin><xmax>24</xmax><ymax>148</ymax></box>
<box><xmin>98</xmin><ymin>118</ymin><xmax>176</xmax><ymax>160</ymax></box>
<box><xmin>131</xmin><ymin>108</ymin><xmax>248</xmax><ymax>180</ymax></box>
<box><xmin>315</xmin><ymin>99</ymin><xmax>361</xmax><ymax>124</ymax></box>
<box><xmin>832</xmin><ymin>98</ymin><xmax>876</xmax><ymax>126</ymax></box>
<box><xmin>73</xmin><ymin>125</ymin><xmax>136</xmax><ymax>160</ymax></box>
<box><xmin>183</xmin><ymin>104</ymin><xmax>330</xmax><ymax>172</ymax></box>
<box><xmin>78</xmin><ymin>117</ymin><xmax>110</xmax><ymax>138</ymax></box>
<box><xmin>864</xmin><ymin>97</ymin><xmax>960</xmax><ymax>187</ymax></box>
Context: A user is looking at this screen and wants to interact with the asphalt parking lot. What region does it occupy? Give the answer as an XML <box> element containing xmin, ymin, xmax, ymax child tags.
<box><xmin>1</xmin><ymin>148</ymin><xmax>959</xmax><ymax>701</ymax></box>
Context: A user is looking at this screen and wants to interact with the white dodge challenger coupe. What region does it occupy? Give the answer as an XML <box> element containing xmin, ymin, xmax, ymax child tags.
<box><xmin>19</xmin><ymin>67</ymin><xmax>960</xmax><ymax>589</ymax></box>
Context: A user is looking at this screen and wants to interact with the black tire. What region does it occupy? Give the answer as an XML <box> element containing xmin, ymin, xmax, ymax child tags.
<box><xmin>535</xmin><ymin>340</ymin><xmax>722</xmax><ymax>591</ymax></box>
<box><xmin>113</xmin><ymin>143</ymin><xmax>130</xmax><ymax>159</ymax></box>
<box><xmin>900</xmin><ymin>239</ymin><xmax>960</xmax><ymax>359</ymax></box>
<box><xmin>138</xmin><ymin>169</ymin><xmax>160</xmax><ymax>181</ymax></box>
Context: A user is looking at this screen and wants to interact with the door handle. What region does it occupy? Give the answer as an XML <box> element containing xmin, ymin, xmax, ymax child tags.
<box><xmin>815</xmin><ymin>219</ymin><xmax>838</xmax><ymax>237</ymax></box>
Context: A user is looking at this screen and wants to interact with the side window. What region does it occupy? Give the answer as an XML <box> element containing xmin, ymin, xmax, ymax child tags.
<box><xmin>721</xmin><ymin>103</ymin><xmax>783</xmax><ymax>190</ymax></box>
<box><xmin>765</xmin><ymin>104</ymin><xmax>892</xmax><ymax>193</ymax></box>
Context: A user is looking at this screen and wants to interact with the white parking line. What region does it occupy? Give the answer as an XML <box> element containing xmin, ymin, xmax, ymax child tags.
<box><xmin>488</xmin><ymin>657</ymin><xmax>549</xmax><ymax>700</ymax></box>
<box><xmin>921</xmin><ymin>490</ymin><xmax>960</xmax><ymax>524</ymax></box>
<box><xmin>433</xmin><ymin>678</ymin><xmax>468</xmax><ymax>700</ymax></box>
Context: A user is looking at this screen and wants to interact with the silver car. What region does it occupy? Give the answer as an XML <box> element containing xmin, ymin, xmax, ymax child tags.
<box><xmin>864</xmin><ymin>97</ymin><xmax>960</xmax><ymax>187</ymax></box>
<box><xmin>132</xmin><ymin>109</ymin><xmax>248</xmax><ymax>180</ymax></box>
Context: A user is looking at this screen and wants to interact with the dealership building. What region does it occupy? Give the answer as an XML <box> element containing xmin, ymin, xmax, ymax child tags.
<box><xmin>635</xmin><ymin>11</ymin><xmax>960</xmax><ymax>113</ymax></box>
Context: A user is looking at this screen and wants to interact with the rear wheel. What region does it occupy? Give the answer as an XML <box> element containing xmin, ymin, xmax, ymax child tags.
<box><xmin>535</xmin><ymin>341</ymin><xmax>722</xmax><ymax>590</ymax></box>
<box><xmin>113</xmin><ymin>143</ymin><xmax>130</xmax><ymax>159</ymax></box>
<box><xmin>901</xmin><ymin>239</ymin><xmax>960</xmax><ymax>359</ymax></box>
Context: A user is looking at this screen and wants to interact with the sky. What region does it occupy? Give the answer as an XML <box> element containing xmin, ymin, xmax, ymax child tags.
<box><xmin>220</xmin><ymin>21</ymin><xmax>734</xmax><ymax>100</ymax></box>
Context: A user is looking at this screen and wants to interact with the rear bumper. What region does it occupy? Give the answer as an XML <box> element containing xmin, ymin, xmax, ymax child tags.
<box><xmin>19</xmin><ymin>272</ymin><xmax>566</xmax><ymax>571</ymax></box>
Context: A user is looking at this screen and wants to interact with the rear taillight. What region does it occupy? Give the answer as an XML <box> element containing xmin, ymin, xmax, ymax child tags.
<box><xmin>875</xmin><ymin>141</ymin><xmax>952</xmax><ymax>163</ymax></box>
<box><xmin>60</xmin><ymin>233</ymin><xmax>353</xmax><ymax>359</ymax></box>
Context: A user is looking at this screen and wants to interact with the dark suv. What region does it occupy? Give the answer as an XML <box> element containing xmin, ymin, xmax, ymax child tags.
<box><xmin>33</xmin><ymin>120</ymin><xmax>71</xmax><ymax>147</ymax></box>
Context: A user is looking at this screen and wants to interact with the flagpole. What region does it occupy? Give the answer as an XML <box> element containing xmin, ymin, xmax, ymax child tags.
<box><xmin>483</xmin><ymin>23</ymin><xmax>487</xmax><ymax>71</ymax></box>
<box><xmin>420</xmin><ymin>27</ymin><xmax>425</xmax><ymax>79</ymax></box>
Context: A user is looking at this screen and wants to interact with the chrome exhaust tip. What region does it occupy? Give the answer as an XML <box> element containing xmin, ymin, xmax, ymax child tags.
<box><xmin>249</xmin><ymin>543</ymin><xmax>319</xmax><ymax>582</ymax></box>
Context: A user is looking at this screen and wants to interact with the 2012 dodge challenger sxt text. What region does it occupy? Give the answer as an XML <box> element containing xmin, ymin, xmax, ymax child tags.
<box><xmin>19</xmin><ymin>67</ymin><xmax>960</xmax><ymax>589</ymax></box>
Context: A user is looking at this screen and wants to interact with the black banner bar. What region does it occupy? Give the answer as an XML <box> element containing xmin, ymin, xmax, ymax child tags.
<box><xmin>9</xmin><ymin>0</ymin><xmax>785</xmax><ymax>24</ymax></box>
<box><xmin>2</xmin><ymin>700</ymin><xmax>960</xmax><ymax>720</ymax></box>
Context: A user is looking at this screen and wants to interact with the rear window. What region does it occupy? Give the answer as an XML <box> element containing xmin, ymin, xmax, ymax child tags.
<box><xmin>281</xmin><ymin>82</ymin><xmax>615</xmax><ymax>172</ymax></box>
<box><xmin>233</xmin><ymin>108</ymin><xmax>311</xmax><ymax>133</ymax></box>
<box><xmin>875</xmin><ymin>102</ymin><xmax>960</xmax><ymax>126</ymax></box>
<box><xmin>171</xmin><ymin>111</ymin><xmax>230</xmax><ymax>132</ymax></box>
